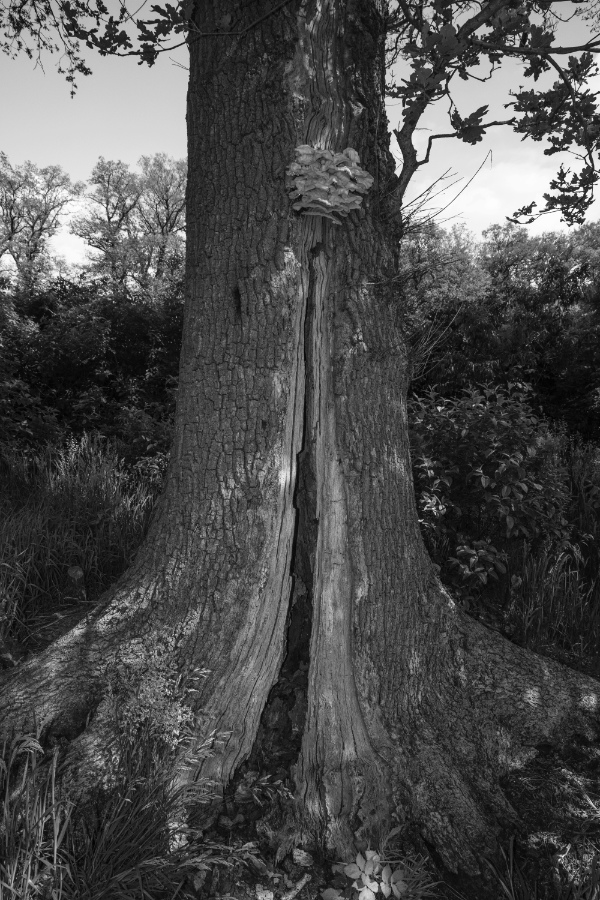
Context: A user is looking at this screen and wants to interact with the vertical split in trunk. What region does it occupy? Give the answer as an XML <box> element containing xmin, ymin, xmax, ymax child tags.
<box><xmin>278</xmin><ymin>0</ymin><xmax>399</xmax><ymax>854</ymax></box>
<box><xmin>294</xmin><ymin>220</ymin><xmax>389</xmax><ymax>853</ymax></box>
<box><xmin>2</xmin><ymin>2</ymin><xmax>600</xmax><ymax>880</ymax></box>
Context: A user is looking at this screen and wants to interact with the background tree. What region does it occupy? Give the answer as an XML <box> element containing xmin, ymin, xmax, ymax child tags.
<box><xmin>135</xmin><ymin>153</ymin><xmax>187</xmax><ymax>284</ymax></box>
<box><xmin>72</xmin><ymin>153</ymin><xmax>186</xmax><ymax>289</ymax></box>
<box><xmin>70</xmin><ymin>156</ymin><xmax>141</xmax><ymax>286</ymax></box>
<box><xmin>0</xmin><ymin>151</ymin><xmax>82</xmax><ymax>290</ymax></box>
<box><xmin>408</xmin><ymin>221</ymin><xmax>600</xmax><ymax>438</ymax></box>
<box><xmin>1</xmin><ymin>1</ymin><xmax>600</xmax><ymax>888</ymax></box>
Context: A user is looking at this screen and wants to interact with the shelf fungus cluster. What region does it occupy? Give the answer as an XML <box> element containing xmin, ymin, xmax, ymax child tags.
<box><xmin>286</xmin><ymin>145</ymin><xmax>374</xmax><ymax>224</ymax></box>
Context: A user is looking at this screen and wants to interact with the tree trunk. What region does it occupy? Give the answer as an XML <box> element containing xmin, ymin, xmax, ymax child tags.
<box><xmin>1</xmin><ymin>0</ymin><xmax>599</xmax><ymax>877</ymax></box>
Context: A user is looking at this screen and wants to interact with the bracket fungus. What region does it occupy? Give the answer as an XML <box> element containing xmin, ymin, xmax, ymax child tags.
<box><xmin>286</xmin><ymin>145</ymin><xmax>374</xmax><ymax>224</ymax></box>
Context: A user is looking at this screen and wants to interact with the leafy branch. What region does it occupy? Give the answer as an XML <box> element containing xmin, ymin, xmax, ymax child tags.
<box><xmin>385</xmin><ymin>0</ymin><xmax>600</xmax><ymax>224</ymax></box>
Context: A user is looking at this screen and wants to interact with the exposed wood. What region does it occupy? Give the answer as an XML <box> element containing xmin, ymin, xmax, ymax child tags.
<box><xmin>0</xmin><ymin>1</ymin><xmax>599</xmax><ymax>880</ymax></box>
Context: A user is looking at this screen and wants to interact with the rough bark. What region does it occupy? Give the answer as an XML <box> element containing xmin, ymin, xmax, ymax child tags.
<box><xmin>1</xmin><ymin>0</ymin><xmax>599</xmax><ymax>879</ymax></box>
<box><xmin>1</xmin><ymin>0</ymin><xmax>305</xmax><ymax>788</ymax></box>
<box><xmin>283</xmin><ymin>3</ymin><xmax>600</xmax><ymax>874</ymax></box>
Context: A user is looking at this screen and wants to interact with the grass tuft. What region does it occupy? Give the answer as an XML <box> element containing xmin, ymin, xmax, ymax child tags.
<box><xmin>507</xmin><ymin>541</ymin><xmax>600</xmax><ymax>658</ymax></box>
<box><xmin>0</xmin><ymin>434</ymin><xmax>161</xmax><ymax>647</ymax></box>
<box><xmin>0</xmin><ymin>721</ymin><xmax>223</xmax><ymax>900</ymax></box>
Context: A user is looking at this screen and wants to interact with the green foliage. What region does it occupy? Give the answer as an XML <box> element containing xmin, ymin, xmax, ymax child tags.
<box><xmin>409</xmin><ymin>382</ymin><xmax>600</xmax><ymax>653</ymax></box>
<box><xmin>59</xmin><ymin>725</ymin><xmax>209</xmax><ymax>899</ymax></box>
<box><xmin>506</xmin><ymin>541</ymin><xmax>600</xmax><ymax>654</ymax></box>
<box><xmin>0</xmin><ymin>151</ymin><xmax>185</xmax><ymax>461</ymax></box>
<box><xmin>70</xmin><ymin>154</ymin><xmax>186</xmax><ymax>289</ymax></box>
<box><xmin>385</xmin><ymin>3</ymin><xmax>600</xmax><ymax>224</ymax></box>
<box><xmin>0</xmin><ymin>720</ymin><xmax>268</xmax><ymax>900</ymax></box>
<box><xmin>0</xmin><ymin>736</ymin><xmax>73</xmax><ymax>899</ymax></box>
<box><xmin>484</xmin><ymin>837</ymin><xmax>600</xmax><ymax>900</ymax></box>
<box><xmin>103</xmin><ymin>649</ymin><xmax>207</xmax><ymax>757</ymax></box>
<box><xmin>0</xmin><ymin>151</ymin><xmax>83</xmax><ymax>291</ymax></box>
<box><xmin>0</xmin><ymin>376</ymin><xmax>61</xmax><ymax>449</ymax></box>
<box><xmin>0</xmin><ymin>292</ymin><xmax>61</xmax><ymax>447</ymax></box>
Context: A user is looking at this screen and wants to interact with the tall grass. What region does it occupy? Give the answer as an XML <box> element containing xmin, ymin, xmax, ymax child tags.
<box><xmin>0</xmin><ymin>434</ymin><xmax>162</xmax><ymax>646</ymax></box>
<box><xmin>0</xmin><ymin>735</ymin><xmax>72</xmax><ymax>899</ymax></box>
<box><xmin>499</xmin><ymin>439</ymin><xmax>600</xmax><ymax>659</ymax></box>
<box><xmin>507</xmin><ymin>542</ymin><xmax>600</xmax><ymax>656</ymax></box>
<box><xmin>485</xmin><ymin>837</ymin><xmax>600</xmax><ymax>900</ymax></box>
<box><xmin>568</xmin><ymin>440</ymin><xmax>600</xmax><ymax>540</ymax></box>
<box><xmin>0</xmin><ymin>723</ymin><xmax>220</xmax><ymax>900</ymax></box>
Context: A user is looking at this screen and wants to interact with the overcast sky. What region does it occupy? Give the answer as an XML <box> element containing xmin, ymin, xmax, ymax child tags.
<box><xmin>1</xmin><ymin>12</ymin><xmax>598</xmax><ymax>265</ymax></box>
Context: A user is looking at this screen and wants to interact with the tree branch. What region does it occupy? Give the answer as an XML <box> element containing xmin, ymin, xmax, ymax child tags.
<box><xmin>416</xmin><ymin>120</ymin><xmax>515</xmax><ymax>167</ymax></box>
<box><xmin>472</xmin><ymin>36</ymin><xmax>600</xmax><ymax>57</ymax></box>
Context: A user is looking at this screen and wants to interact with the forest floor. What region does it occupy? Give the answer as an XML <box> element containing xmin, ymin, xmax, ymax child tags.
<box><xmin>3</xmin><ymin>597</ymin><xmax>600</xmax><ymax>900</ymax></box>
<box><xmin>187</xmin><ymin>629</ymin><xmax>600</xmax><ymax>900</ymax></box>
<box><xmin>187</xmin><ymin>730</ymin><xmax>600</xmax><ymax>900</ymax></box>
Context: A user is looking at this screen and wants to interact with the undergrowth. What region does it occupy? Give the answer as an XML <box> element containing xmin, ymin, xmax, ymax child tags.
<box><xmin>0</xmin><ymin>720</ymin><xmax>257</xmax><ymax>900</ymax></box>
<box><xmin>484</xmin><ymin>837</ymin><xmax>600</xmax><ymax>900</ymax></box>
<box><xmin>0</xmin><ymin>434</ymin><xmax>162</xmax><ymax>647</ymax></box>
<box><xmin>410</xmin><ymin>386</ymin><xmax>600</xmax><ymax>661</ymax></box>
<box><xmin>0</xmin><ymin>409</ymin><xmax>599</xmax><ymax>899</ymax></box>
<box><xmin>506</xmin><ymin>541</ymin><xmax>600</xmax><ymax>656</ymax></box>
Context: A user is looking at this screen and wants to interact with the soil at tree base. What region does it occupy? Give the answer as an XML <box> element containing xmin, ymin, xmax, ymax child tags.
<box><xmin>196</xmin><ymin>642</ymin><xmax>600</xmax><ymax>900</ymax></box>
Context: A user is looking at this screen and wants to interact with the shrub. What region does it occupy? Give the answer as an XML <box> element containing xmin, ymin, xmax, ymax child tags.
<box><xmin>1</xmin><ymin>275</ymin><xmax>183</xmax><ymax>461</ymax></box>
<box><xmin>409</xmin><ymin>384</ymin><xmax>573</xmax><ymax>607</ymax></box>
<box><xmin>409</xmin><ymin>385</ymin><xmax>600</xmax><ymax>654</ymax></box>
<box><xmin>322</xmin><ymin>833</ymin><xmax>438</xmax><ymax>900</ymax></box>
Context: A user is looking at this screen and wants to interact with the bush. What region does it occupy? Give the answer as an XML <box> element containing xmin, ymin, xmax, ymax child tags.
<box><xmin>0</xmin><ymin>293</ymin><xmax>62</xmax><ymax>449</ymax></box>
<box><xmin>409</xmin><ymin>384</ymin><xmax>573</xmax><ymax>607</ymax></box>
<box><xmin>401</xmin><ymin>222</ymin><xmax>600</xmax><ymax>441</ymax></box>
<box><xmin>1</xmin><ymin>275</ymin><xmax>183</xmax><ymax>461</ymax></box>
<box><xmin>410</xmin><ymin>384</ymin><xmax>600</xmax><ymax>655</ymax></box>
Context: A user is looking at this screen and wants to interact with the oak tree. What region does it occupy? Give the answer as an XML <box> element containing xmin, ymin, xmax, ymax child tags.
<box><xmin>2</xmin><ymin>0</ymin><xmax>600</xmax><ymax>879</ymax></box>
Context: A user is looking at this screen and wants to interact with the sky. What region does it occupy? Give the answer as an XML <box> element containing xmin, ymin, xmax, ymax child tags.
<box><xmin>0</xmin><ymin>39</ymin><xmax>188</xmax><ymax>265</ymax></box>
<box><xmin>0</xmin><ymin>9</ymin><xmax>598</xmax><ymax>265</ymax></box>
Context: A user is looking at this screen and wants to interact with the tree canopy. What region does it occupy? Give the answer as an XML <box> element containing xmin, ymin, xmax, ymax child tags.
<box><xmin>71</xmin><ymin>154</ymin><xmax>186</xmax><ymax>288</ymax></box>
<box><xmin>4</xmin><ymin>1</ymin><xmax>600</xmax><ymax>223</ymax></box>
<box><xmin>0</xmin><ymin>152</ymin><xmax>82</xmax><ymax>289</ymax></box>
